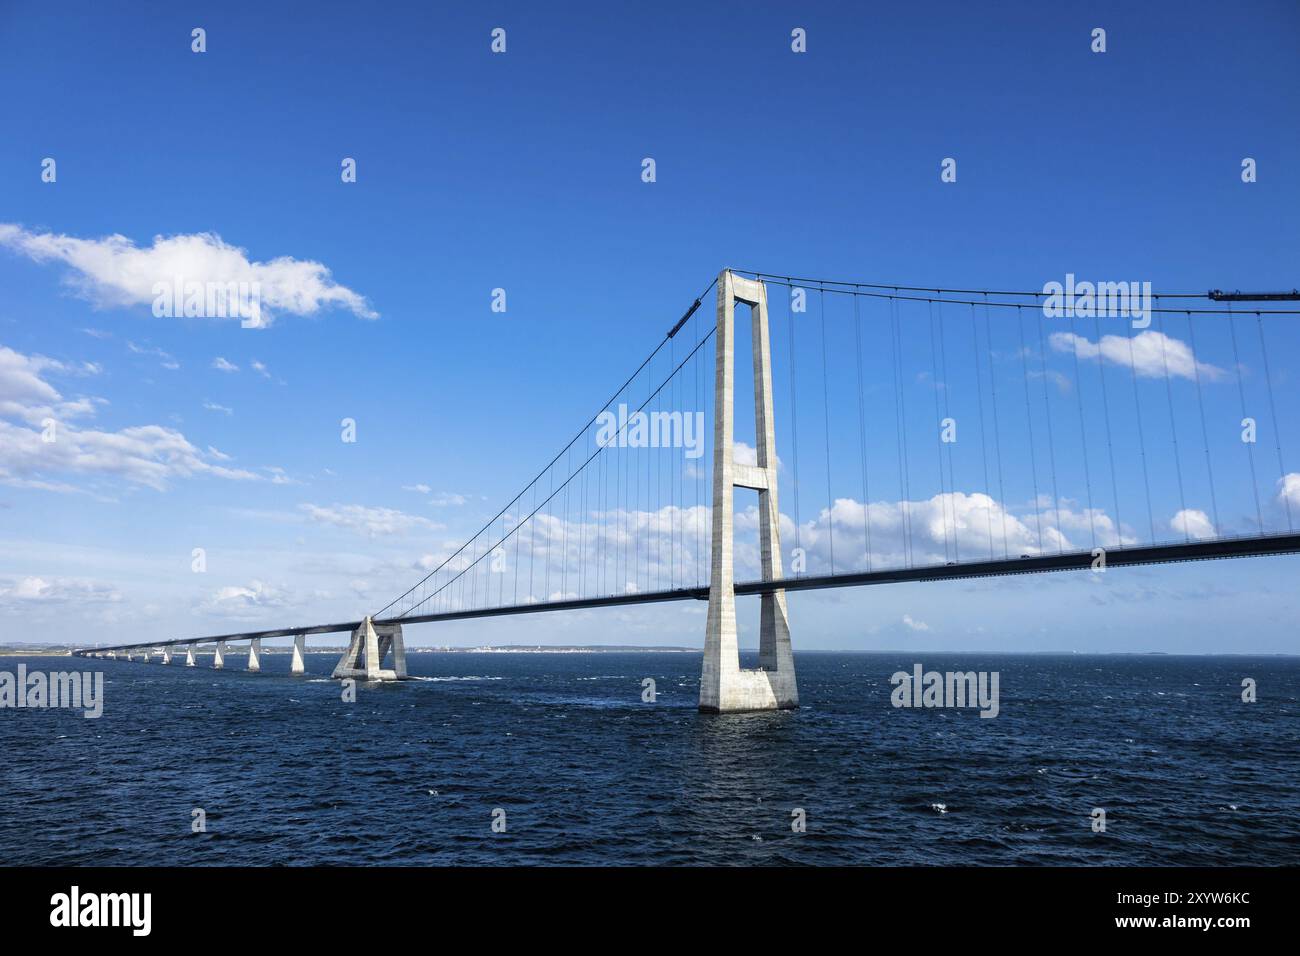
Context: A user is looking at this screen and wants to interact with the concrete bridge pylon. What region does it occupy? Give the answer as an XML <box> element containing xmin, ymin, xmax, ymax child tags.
<box><xmin>700</xmin><ymin>270</ymin><xmax>798</xmax><ymax>713</ymax></box>
<box><xmin>331</xmin><ymin>616</ymin><xmax>407</xmax><ymax>681</ymax></box>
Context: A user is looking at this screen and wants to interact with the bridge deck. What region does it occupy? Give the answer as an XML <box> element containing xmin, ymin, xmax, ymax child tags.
<box><xmin>73</xmin><ymin>532</ymin><xmax>1300</xmax><ymax>654</ymax></box>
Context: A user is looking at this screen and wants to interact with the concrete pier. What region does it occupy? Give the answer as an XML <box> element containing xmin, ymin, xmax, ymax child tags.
<box><xmin>213</xmin><ymin>640</ymin><xmax>226</xmax><ymax>670</ymax></box>
<box><xmin>699</xmin><ymin>271</ymin><xmax>798</xmax><ymax>713</ymax></box>
<box><xmin>247</xmin><ymin>638</ymin><xmax>261</xmax><ymax>672</ymax></box>
<box><xmin>185</xmin><ymin>644</ymin><xmax>196</xmax><ymax>667</ymax></box>
<box><xmin>291</xmin><ymin>634</ymin><xmax>306</xmax><ymax>675</ymax></box>
<box><xmin>331</xmin><ymin>617</ymin><xmax>407</xmax><ymax>681</ymax></box>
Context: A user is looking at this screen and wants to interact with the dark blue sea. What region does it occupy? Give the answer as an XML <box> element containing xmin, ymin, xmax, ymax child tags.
<box><xmin>3</xmin><ymin>651</ymin><xmax>1297</xmax><ymax>865</ymax></box>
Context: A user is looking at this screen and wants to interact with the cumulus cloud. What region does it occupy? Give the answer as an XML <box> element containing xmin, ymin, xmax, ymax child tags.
<box><xmin>211</xmin><ymin>356</ymin><xmax>239</xmax><ymax>373</ymax></box>
<box><xmin>762</xmin><ymin>491</ymin><xmax>1135</xmax><ymax>574</ymax></box>
<box><xmin>0</xmin><ymin>224</ymin><xmax>376</xmax><ymax>323</ymax></box>
<box><xmin>1279</xmin><ymin>473</ymin><xmax>1300</xmax><ymax>510</ymax></box>
<box><xmin>199</xmin><ymin>580</ymin><xmax>292</xmax><ymax>616</ymax></box>
<box><xmin>300</xmin><ymin>503</ymin><xmax>444</xmax><ymax>538</ymax></box>
<box><xmin>0</xmin><ymin>419</ymin><xmax>258</xmax><ymax>492</ymax></box>
<box><xmin>0</xmin><ymin>342</ymin><xmax>261</xmax><ymax>492</ymax></box>
<box><xmin>0</xmin><ymin>576</ymin><xmax>123</xmax><ymax>607</ymax></box>
<box><xmin>1170</xmin><ymin>508</ymin><xmax>1216</xmax><ymax>541</ymax></box>
<box><xmin>0</xmin><ymin>346</ymin><xmax>99</xmax><ymax>425</ymax></box>
<box><xmin>734</xmin><ymin>442</ymin><xmax>782</xmax><ymax>469</ymax></box>
<box><xmin>902</xmin><ymin>613</ymin><xmax>930</xmax><ymax>632</ymax></box>
<box><xmin>1049</xmin><ymin>330</ymin><xmax>1224</xmax><ymax>382</ymax></box>
<box><xmin>385</xmin><ymin>485</ymin><xmax>1142</xmax><ymax>618</ymax></box>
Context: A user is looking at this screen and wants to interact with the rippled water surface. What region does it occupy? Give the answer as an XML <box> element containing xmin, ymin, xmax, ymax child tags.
<box><xmin>3</xmin><ymin>651</ymin><xmax>1297</xmax><ymax>865</ymax></box>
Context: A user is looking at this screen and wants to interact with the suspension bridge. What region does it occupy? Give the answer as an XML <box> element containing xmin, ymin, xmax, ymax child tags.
<box><xmin>75</xmin><ymin>269</ymin><xmax>1300</xmax><ymax>712</ymax></box>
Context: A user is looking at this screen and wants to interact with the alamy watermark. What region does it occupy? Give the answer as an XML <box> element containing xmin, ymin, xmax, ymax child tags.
<box><xmin>1041</xmin><ymin>273</ymin><xmax>1152</xmax><ymax>328</ymax></box>
<box><xmin>595</xmin><ymin>403</ymin><xmax>705</xmax><ymax>459</ymax></box>
<box><xmin>890</xmin><ymin>663</ymin><xmax>999</xmax><ymax>718</ymax></box>
<box><xmin>152</xmin><ymin>277</ymin><xmax>263</xmax><ymax>327</ymax></box>
<box><xmin>0</xmin><ymin>665</ymin><xmax>104</xmax><ymax>718</ymax></box>
<box><xmin>50</xmin><ymin>886</ymin><xmax>150</xmax><ymax>936</ymax></box>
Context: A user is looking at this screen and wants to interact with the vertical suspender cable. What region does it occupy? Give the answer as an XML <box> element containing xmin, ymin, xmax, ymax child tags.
<box><xmin>928</xmin><ymin>299</ymin><xmax>952</xmax><ymax>562</ymax></box>
<box><xmin>889</xmin><ymin>293</ymin><xmax>908</xmax><ymax>566</ymax></box>
<box><xmin>820</xmin><ymin>286</ymin><xmax>836</xmax><ymax>572</ymax></box>
<box><xmin>1017</xmin><ymin>306</ymin><xmax>1044</xmax><ymax>551</ymax></box>
<box><xmin>1093</xmin><ymin>313</ymin><xmax>1124</xmax><ymax>547</ymax></box>
<box><xmin>1035</xmin><ymin>307</ymin><xmax>1063</xmax><ymax>550</ymax></box>
<box><xmin>1156</xmin><ymin>310</ymin><xmax>1189</xmax><ymax>541</ymax></box>
<box><xmin>1256</xmin><ymin>313</ymin><xmax>1293</xmax><ymax>531</ymax></box>
<box><xmin>1185</xmin><ymin>310</ymin><xmax>1220</xmax><ymax>536</ymax></box>
<box><xmin>696</xmin><ymin>315</ymin><xmax>703</xmax><ymax>583</ymax></box>
<box><xmin>984</xmin><ymin>296</ymin><xmax>1010</xmax><ymax>557</ymax></box>
<box><xmin>937</xmin><ymin>298</ymin><xmax>959</xmax><ymax>562</ymax></box>
<box><xmin>1227</xmin><ymin>302</ymin><xmax>1264</xmax><ymax>533</ymax></box>
<box><xmin>891</xmin><ymin>294</ymin><xmax>914</xmax><ymax>566</ymax></box>
<box><xmin>788</xmin><ymin>283</ymin><xmax>803</xmax><ymax>570</ymax></box>
<box><xmin>970</xmin><ymin>303</ymin><xmax>995</xmax><ymax>559</ymax></box>
<box><xmin>1123</xmin><ymin>318</ymin><xmax>1156</xmax><ymax>543</ymax></box>
<box><xmin>1067</xmin><ymin>310</ymin><xmax>1097</xmax><ymax>549</ymax></box>
<box><xmin>671</xmin><ymin>334</ymin><xmax>677</xmax><ymax>589</ymax></box>
<box><xmin>854</xmin><ymin>288</ymin><xmax>873</xmax><ymax>570</ymax></box>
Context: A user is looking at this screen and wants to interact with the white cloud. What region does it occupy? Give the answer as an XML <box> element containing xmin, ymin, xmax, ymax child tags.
<box><xmin>202</xmin><ymin>401</ymin><xmax>233</xmax><ymax>415</ymax></box>
<box><xmin>902</xmin><ymin>613</ymin><xmax>930</xmax><ymax>632</ymax></box>
<box><xmin>1279</xmin><ymin>473</ymin><xmax>1300</xmax><ymax>510</ymax></box>
<box><xmin>763</xmin><ymin>491</ymin><xmax>1134</xmax><ymax>575</ymax></box>
<box><xmin>127</xmin><ymin>341</ymin><xmax>179</xmax><ymax>370</ymax></box>
<box><xmin>0</xmin><ymin>223</ymin><xmax>376</xmax><ymax>323</ymax></box>
<box><xmin>199</xmin><ymin>580</ymin><xmax>292</xmax><ymax>616</ymax></box>
<box><xmin>211</xmin><ymin>356</ymin><xmax>239</xmax><ymax>373</ymax></box>
<box><xmin>263</xmin><ymin>466</ymin><xmax>296</xmax><ymax>485</ymax></box>
<box><xmin>733</xmin><ymin>442</ymin><xmax>781</xmax><ymax>469</ymax></box>
<box><xmin>1170</xmin><ymin>508</ymin><xmax>1216</xmax><ymax>541</ymax></box>
<box><xmin>250</xmin><ymin>360</ymin><xmax>271</xmax><ymax>378</ymax></box>
<box><xmin>402</xmin><ymin>484</ymin><xmax>467</xmax><ymax>506</ymax></box>
<box><xmin>0</xmin><ymin>346</ymin><xmax>97</xmax><ymax>425</ymax></box>
<box><xmin>385</xmin><ymin>485</ymin><xmax>1140</xmax><ymax>617</ymax></box>
<box><xmin>300</xmin><ymin>503</ymin><xmax>444</xmax><ymax>538</ymax></box>
<box><xmin>0</xmin><ymin>419</ymin><xmax>258</xmax><ymax>492</ymax></box>
<box><xmin>1049</xmin><ymin>330</ymin><xmax>1224</xmax><ymax>382</ymax></box>
<box><xmin>0</xmin><ymin>343</ymin><xmax>261</xmax><ymax>492</ymax></box>
<box><xmin>0</xmin><ymin>575</ymin><xmax>122</xmax><ymax>608</ymax></box>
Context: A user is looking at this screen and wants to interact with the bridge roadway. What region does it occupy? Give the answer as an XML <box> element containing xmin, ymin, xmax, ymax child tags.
<box><xmin>73</xmin><ymin>531</ymin><xmax>1300</xmax><ymax>656</ymax></box>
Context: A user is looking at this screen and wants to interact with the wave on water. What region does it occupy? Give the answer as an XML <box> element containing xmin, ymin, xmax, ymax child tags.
<box><xmin>409</xmin><ymin>675</ymin><xmax>502</xmax><ymax>683</ymax></box>
<box><xmin>6</xmin><ymin>652</ymin><xmax>1297</xmax><ymax>866</ymax></box>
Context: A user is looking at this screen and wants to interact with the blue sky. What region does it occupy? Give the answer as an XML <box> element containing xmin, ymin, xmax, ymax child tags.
<box><xmin>1</xmin><ymin>0</ymin><xmax>1297</xmax><ymax>652</ymax></box>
